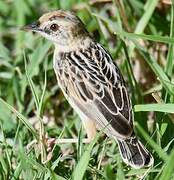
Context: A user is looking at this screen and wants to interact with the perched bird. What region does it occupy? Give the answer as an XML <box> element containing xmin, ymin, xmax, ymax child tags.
<box><xmin>22</xmin><ymin>10</ymin><xmax>153</xmax><ymax>168</ymax></box>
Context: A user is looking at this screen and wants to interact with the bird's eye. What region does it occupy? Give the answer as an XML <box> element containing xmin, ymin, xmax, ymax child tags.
<box><xmin>50</xmin><ymin>24</ymin><xmax>59</xmax><ymax>31</ymax></box>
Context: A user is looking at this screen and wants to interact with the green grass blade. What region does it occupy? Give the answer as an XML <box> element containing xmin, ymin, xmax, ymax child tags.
<box><xmin>73</xmin><ymin>141</ymin><xmax>96</xmax><ymax>180</ymax></box>
<box><xmin>12</xmin><ymin>161</ymin><xmax>22</xmax><ymax>180</ymax></box>
<box><xmin>117</xmin><ymin>31</ymin><xmax>174</xmax><ymax>44</ymax></box>
<box><xmin>129</xmin><ymin>0</ymin><xmax>159</xmax><ymax>54</ymax></box>
<box><xmin>27</xmin><ymin>41</ymin><xmax>52</xmax><ymax>77</ymax></box>
<box><xmin>134</xmin><ymin>103</ymin><xmax>174</xmax><ymax>113</ymax></box>
<box><xmin>159</xmin><ymin>149</ymin><xmax>174</xmax><ymax>180</ymax></box>
<box><xmin>0</xmin><ymin>98</ymin><xmax>38</xmax><ymax>138</ymax></box>
<box><xmin>165</xmin><ymin>2</ymin><xmax>174</xmax><ymax>76</ymax></box>
<box><xmin>38</xmin><ymin>59</ymin><xmax>47</xmax><ymax>116</ymax></box>
<box><xmin>73</xmin><ymin>132</ymin><xmax>101</xmax><ymax>180</ymax></box>
<box><xmin>24</xmin><ymin>51</ymin><xmax>40</xmax><ymax>111</ymax></box>
<box><xmin>126</xmin><ymin>168</ymin><xmax>160</xmax><ymax>176</ymax></box>
<box><xmin>135</xmin><ymin>0</ymin><xmax>159</xmax><ymax>33</ymax></box>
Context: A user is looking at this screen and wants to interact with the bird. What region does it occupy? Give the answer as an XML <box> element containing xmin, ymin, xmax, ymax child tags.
<box><xmin>21</xmin><ymin>10</ymin><xmax>153</xmax><ymax>168</ymax></box>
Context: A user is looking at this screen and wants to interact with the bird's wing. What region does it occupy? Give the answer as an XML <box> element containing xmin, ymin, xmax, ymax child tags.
<box><xmin>61</xmin><ymin>43</ymin><xmax>133</xmax><ymax>139</ymax></box>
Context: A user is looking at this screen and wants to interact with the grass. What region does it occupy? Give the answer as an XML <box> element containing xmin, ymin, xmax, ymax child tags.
<box><xmin>0</xmin><ymin>0</ymin><xmax>174</xmax><ymax>179</ymax></box>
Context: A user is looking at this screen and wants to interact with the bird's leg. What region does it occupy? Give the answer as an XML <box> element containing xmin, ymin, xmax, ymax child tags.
<box><xmin>81</xmin><ymin>119</ymin><xmax>97</xmax><ymax>143</ymax></box>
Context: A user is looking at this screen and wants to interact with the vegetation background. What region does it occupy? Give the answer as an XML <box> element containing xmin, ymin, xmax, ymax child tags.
<box><xmin>1</xmin><ymin>0</ymin><xmax>174</xmax><ymax>179</ymax></box>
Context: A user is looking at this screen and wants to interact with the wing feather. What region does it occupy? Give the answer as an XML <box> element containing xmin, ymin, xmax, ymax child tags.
<box><xmin>61</xmin><ymin>43</ymin><xmax>133</xmax><ymax>138</ymax></box>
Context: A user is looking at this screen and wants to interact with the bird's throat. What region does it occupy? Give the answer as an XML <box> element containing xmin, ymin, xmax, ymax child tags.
<box><xmin>54</xmin><ymin>36</ymin><xmax>92</xmax><ymax>53</ymax></box>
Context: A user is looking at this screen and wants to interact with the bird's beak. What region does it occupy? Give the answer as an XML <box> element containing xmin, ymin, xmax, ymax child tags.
<box><xmin>20</xmin><ymin>21</ymin><xmax>40</xmax><ymax>31</ymax></box>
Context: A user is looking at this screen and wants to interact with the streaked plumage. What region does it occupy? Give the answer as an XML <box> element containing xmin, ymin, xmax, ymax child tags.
<box><xmin>54</xmin><ymin>42</ymin><xmax>133</xmax><ymax>138</ymax></box>
<box><xmin>22</xmin><ymin>10</ymin><xmax>153</xmax><ymax>168</ymax></box>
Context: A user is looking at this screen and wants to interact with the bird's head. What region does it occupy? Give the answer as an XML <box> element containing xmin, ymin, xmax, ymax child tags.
<box><xmin>22</xmin><ymin>10</ymin><xmax>90</xmax><ymax>50</ymax></box>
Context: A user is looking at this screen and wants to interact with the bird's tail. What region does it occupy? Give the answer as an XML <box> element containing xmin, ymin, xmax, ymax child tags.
<box><xmin>117</xmin><ymin>136</ymin><xmax>154</xmax><ymax>169</ymax></box>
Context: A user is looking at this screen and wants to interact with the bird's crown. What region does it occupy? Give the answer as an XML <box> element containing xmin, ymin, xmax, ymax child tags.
<box><xmin>38</xmin><ymin>10</ymin><xmax>79</xmax><ymax>24</ymax></box>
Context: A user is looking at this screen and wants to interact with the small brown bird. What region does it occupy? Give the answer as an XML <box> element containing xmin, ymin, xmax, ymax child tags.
<box><xmin>22</xmin><ymin>10</ymin><xmax>153</xmax><ymax>168</ymax></box>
